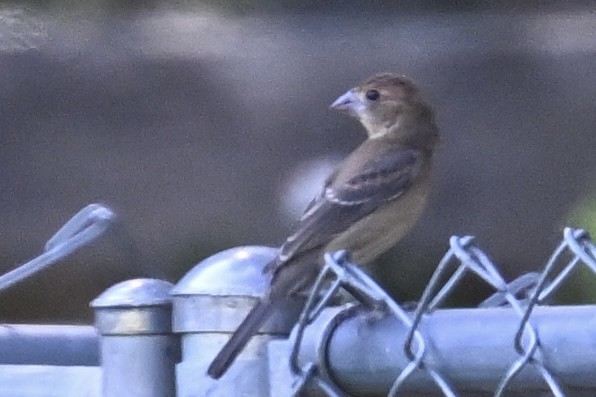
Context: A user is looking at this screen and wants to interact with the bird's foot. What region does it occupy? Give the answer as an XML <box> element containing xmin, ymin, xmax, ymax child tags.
<box><xmin>363</xmin><ymin>300</ymin><xmax>390</xmax><ymax>324</ymax></box>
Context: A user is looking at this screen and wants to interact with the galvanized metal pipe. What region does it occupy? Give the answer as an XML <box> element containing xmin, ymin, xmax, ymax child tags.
<box><xmin>299</xmin><ymin>305</ymin><xmax>596</xmax><ymax>396</ymax></box>
<box><xmin>0</xmin><ymin>324</ymin><xmax>98</xmax><ymax>366</ymax></box>
<box><xmin>0</xmin><ymin>365</ymin><xmax>101</xmax><ymax>397</ymax></box>
<box><xmin>172</xmin><ymin>246</ymin><xmax>304</xmax><ymax>397</ymax></box>
<box><xmin>92</xmin><ymin>278</ymin><xmax>177</xmax><ymax>397</ymax></box>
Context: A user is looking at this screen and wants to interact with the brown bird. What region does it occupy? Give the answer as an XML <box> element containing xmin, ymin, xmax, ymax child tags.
<box><xmin>207</xmin><ymin>73</ymin><xmax>439</xmax><ymax>379</ymax></box>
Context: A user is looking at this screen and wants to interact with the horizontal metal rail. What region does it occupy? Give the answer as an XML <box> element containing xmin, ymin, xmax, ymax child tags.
<box><xmin>316</xmin><ymin>305</ymin><xmax>596</xmax><ymax>395</ymax></box>
<box><xmin>0</xmin><ymin>324</ymin><xmax>98</xmax><ymax>366</ymax></box>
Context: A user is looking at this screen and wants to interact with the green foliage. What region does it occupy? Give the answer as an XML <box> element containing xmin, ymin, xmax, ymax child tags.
<box><xmin>556</xmin><ymin>193</ymin><xmax>596</xmax><ymax>303</ymax></box>
<box><xmin>568</xmin><ymin>195</ymin><xmax>596</xmax><ymax>236</ymax></box>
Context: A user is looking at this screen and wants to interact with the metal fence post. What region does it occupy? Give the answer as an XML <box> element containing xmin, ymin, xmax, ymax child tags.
<box><xmin>91</xmin><ymin>278</ymin><xmax>177</xmax><ymax>397</ymax></box>
<box><xmin>171</xmin><ymin>246</ymin><xmax>304</xmax><ymax>397</ymax></box>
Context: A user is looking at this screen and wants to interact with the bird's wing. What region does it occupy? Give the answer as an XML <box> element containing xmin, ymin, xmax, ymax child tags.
<box><xmin>270</xmin><ymin>148</ymin><xmax>421</xmax><ymax>274</ymax></box>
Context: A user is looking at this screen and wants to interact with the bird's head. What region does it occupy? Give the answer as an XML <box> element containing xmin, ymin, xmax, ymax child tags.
<box><xmin>330</xmin><ymin>73</ymin><xmax>433</xmax><ymax>139</ymax></box>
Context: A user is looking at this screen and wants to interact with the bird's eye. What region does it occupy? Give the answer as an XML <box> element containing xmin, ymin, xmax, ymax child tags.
<box><xmin>365</xmin><ymin>89</ymin><xmax>380</xmax><ymax>101</ymax></box>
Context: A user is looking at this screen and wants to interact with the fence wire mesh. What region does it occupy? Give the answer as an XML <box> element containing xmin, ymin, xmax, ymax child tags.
<box><xmin>0</xmin><ymin>204</ymin><xmax>116</xmax><ymax>294</ymax></box>
<box><xmin>289</xmin><ymin>228</ymin><xmax>596</xmax><ymax>397</ymax></box>
<box><xmin>3</xmin><ymin>205</ymin><xmax>596</xmax><ymax>396</ymax></box>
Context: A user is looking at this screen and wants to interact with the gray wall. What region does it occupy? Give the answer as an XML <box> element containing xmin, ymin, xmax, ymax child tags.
<box><xmin>0</xmin><ymin>3</ymin><xmax>595</xmax><ymax>321</ymax></box>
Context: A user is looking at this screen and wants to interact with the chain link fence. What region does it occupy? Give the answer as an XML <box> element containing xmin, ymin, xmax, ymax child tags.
<box><xmin>287</xmin><ymin>228</ymin><xmax>596</xmax><ymax>396</ymax></box>
<box><xmin>1</xmin><ymin>204</ymin><xmax>596</xmax><ymax>396</ymax></box>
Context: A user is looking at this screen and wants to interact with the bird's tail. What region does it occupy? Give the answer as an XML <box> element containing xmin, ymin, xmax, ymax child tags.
<box><xmin>207</xmin><ymin>298</ymin><xmax>275</xmax><ymax>379</ymax></box>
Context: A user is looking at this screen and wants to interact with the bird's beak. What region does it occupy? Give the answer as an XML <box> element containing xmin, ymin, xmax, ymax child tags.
<box><xmin>330</xmin><ymin>89</ymin><xmax>362</xmax><ymax>116</ymax></box>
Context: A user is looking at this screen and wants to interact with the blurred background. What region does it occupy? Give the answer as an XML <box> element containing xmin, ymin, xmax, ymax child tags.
<box><xmin>0</xmin><ymin>1</ymin><xmax>594</xmax><ymax>323</ymax></box>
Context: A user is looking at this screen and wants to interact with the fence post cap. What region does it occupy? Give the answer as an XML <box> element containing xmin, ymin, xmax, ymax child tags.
<box><xmin>171</xmin><ymin>246</ymin><xmax>277</xmax><ymax>297</ymax></box>
<box><xmin>170</xmin><ymin>246</ymin><xmax>302</xmax><ymax>334</ymax></box>
<box><xmin>91</xmin><ymin>278</ymin><xmax>174</xmax><ymax>335</ymax></box>
<box><xmin>91</xmin><ymin>278</ymin><xmax>174</xmax><ymax>309</ymax></box>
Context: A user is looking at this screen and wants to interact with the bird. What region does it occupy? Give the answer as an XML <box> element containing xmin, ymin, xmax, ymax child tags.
<box><xmin>207</xmin><ymin>72</ymin><xmax>439</xmax><ymax>379</ymax></box>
